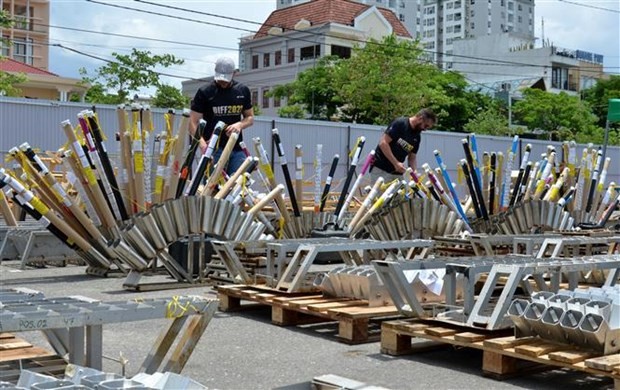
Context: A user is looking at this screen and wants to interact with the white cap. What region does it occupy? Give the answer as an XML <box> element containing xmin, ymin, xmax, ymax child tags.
<box><xmin>214</xmin><ymin>57</ymin><xmax>236</xmax><ymax>83</ymax></box>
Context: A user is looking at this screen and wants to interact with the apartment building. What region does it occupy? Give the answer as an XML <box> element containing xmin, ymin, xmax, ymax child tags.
<box><xmin>420</xmin><ymin>0</ymin><xmax>534</xmax><ymax>68</ymax></box>
<box><xmin>1</xmin><ymin>0</ymin><xmax>50</xmax><ymax>70</ymax></box>
<box><xmin>183</xmin><ymin>0</ymin><xmax>412</xmax><ymax>116</ymax></box>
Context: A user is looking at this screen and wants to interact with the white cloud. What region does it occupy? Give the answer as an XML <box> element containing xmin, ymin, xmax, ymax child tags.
<box><xmin>535</xmin><ymin>0</ymin><xmax>620</xmax><ymax>71</ymax></box>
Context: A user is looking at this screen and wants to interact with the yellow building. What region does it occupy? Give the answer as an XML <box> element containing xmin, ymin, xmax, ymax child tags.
<box><xmin>1</xmin><ymin>0</ymin><xmax>85</xmax><ymax>100</ymax></box>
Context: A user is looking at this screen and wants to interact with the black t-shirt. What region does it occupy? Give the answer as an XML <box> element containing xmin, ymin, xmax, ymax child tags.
<box><xmin>190</xmin><ymin>80</ymin><xmax>252</xmax><ymax>151</ymax></box>
<box><xmin>372</xmin><ymin>117</ymin><xmax>421</xmax><ymax>173</ymax></box>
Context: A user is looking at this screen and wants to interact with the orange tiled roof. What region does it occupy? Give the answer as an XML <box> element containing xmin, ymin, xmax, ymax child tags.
<box><xmin>0</xmin><ymin>58</ymin><xmax>57</xmax><ymax>76</ymax></box>
<box><xmin>254</xmin><ymin>0</ymin><xmax>411</xmax><ymax>39</ymax></box>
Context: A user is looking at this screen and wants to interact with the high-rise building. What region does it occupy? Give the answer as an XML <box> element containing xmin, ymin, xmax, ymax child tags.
<box><xmin>420</xmin><ymin>0</ymin><xmax>535</xmax><ymax>68</ymax></box>
<box><xmin>1</xmin><ymin>0</ymin><xmax>50</xmax><ymax>70</ymax></box>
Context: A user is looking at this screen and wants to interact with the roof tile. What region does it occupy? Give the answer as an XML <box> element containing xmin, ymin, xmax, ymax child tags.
<box><xmin>0</xmin><ymin>58</ymin><xmax>58</xmax><ymax>76</ymax></box>
<box><xmin>254</xmin><ymin>0</ymin><xmax>411</xmax><ymax>39</ymax></box>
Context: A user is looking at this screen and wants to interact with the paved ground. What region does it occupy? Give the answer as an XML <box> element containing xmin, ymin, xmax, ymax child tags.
<box><xmin>0</xmin><ymin>261</ymin><xmax>615</xmax><ymax>390</ymax></box>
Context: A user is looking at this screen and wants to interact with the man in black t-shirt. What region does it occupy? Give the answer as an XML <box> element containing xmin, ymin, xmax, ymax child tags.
<box><xmin>190</xmin><ymin>56</ymin><xmax>254</xmax><ymax>174</ymax></box>
<box><xmin>369</xmin><ymin>108</ymin><xmax>437</xmax><ymax>182</ymax></box>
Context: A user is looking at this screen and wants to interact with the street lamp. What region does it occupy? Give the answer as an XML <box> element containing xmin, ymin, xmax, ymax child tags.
<box><xmin>602</xmin><ymin>98</ymin><xmax>620</xmax><ymax>161</ymax></box>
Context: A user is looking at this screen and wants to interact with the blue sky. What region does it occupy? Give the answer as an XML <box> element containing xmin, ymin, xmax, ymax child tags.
<box><xmin>48</xmin><ymin>0</ymin><xmax>619</xmax><ymax>94</ymax></box>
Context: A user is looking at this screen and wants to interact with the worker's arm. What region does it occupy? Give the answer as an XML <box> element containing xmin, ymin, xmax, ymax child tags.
<box><xmin>379</xmin><ymin>133</ymin><xmax>405</xmax><ymax>173</ymax></box>
<box><xmin>408</xmin><ymin>153</ymin><xmax>418</xmax><ymax>172</ymax></box>
<box><xmin>226</xmin><ymin>107</ymin><xmax>254</xmax><ymax>136</ymax></box>
<box><xmin>189</xmin><ymin>110</ymin><xmax>207</xmax><ymax>152</ymax></box>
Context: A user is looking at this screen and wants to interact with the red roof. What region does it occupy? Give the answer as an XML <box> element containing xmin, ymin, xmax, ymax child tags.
<box><xmin>0</xmin><ymin>58</ymin><xmax>57</xmax><ymax>76</ymax></box>
<box><xmin>254</xmin><ymin>0</ymin><xmax>411</xmax><ymax>39</ymax></box>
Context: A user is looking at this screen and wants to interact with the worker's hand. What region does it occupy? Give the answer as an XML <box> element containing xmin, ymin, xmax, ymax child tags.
<box><xmin>393</xmin><ymin>162</ymin><xmax>406</xmax><ymax>174</ymax></box>
<box><xmin>226</xmin><ymin>122</ymin><xmax>243</xmax><ymax>137</ymax></box>
<box><xmin>199</xmin><ymin>139</ymin><xmax>208</xmax><ymax>155</ymax></box>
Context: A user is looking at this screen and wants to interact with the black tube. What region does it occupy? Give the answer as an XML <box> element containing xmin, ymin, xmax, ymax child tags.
<box><xmin>320</xmin><ymin>154</ymin><xmax>339</xmax><ymax>212</ymax></box>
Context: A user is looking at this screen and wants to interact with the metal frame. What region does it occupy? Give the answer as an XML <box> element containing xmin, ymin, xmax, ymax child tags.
<box><xmin>0</xmin><ymin>295</ymin><xmax>218</xmax><ymax>373</ymax></box>
<box><xmin>276</xmin><ymin>239</ymin><xmax>433</xmax><ymax>292</ymax></box>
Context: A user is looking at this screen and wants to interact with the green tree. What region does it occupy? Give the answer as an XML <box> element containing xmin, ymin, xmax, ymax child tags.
<box><xmin>582</xmin><ymin>75</ymin><xmax>620</xmax><ymax>128</ymax></box>
<box><xmin>151</xmin><ymin>83</ymin><xmax>189</xmax><ymax>109</ymax></box>
<box><xmin>81</xmin><ymin>49</ymin><xmax>184</xmax><ymax>104</ymax></box>
<box><xmin>334</xmin><ymin>35</ymin><xmax>436</xmax><ymax>125</ymax></box>
<box><xmin>513</xmin><ymin>89</ymin><xmax>601</xmax><ymax>141</ymax></box>
<box><xmin>464</xmin><ymin>102</ymin><xmax>511</xmax><ymax>136</ymax></box>
<box><xmin>270</xmin><ymin>56</ymin><xmax>342</xmax><ymax>120</ymax></box>
<box><xmin>277</xmin><ymin>104</ymin><xmax>306</xmax><ymax>119</ymax></box>
<box><xmin>0</xmin><ymin>10</ymin><xmax>27</xmax><ymax>96</ymax></box>
<box><xmin>270</xmin><ymin>35</ymin><xmax>494</xmax><ymax>128</ymax></box>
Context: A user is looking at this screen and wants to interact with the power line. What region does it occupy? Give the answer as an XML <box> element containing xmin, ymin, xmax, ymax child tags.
<box><xmin>556</xmin><ymin>0</ymin><xmax>620</xmax><ymax>13</ymax></box>
<box><xmin>89</xmin><ymin>0</ymin><xmax>564</xmax><ymax>70</ymax></box>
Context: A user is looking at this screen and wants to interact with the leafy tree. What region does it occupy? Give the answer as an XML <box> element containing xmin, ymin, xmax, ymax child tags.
<box><xmin>464</xmin><ymin>102</ymin><xmax>511</xmax><ymax>136</ymax></box>
<box><xmin>582</xmin><ymin>75</ymin><xmax>620</xmax><ymax>129</ymax></box>
<box><xmin>0</xmin><ymin>70</ymin><xmax>27</xmax><ymax>96</ymax></box>
<box><xmin>334</xmin><ymin>35</ymin><xmax>436</xmax><ymax>125</ymax></box>
<box><xmin>512</xmin><ymin>89</ymin><xmax>601</xmax><ymax>141</ymax></box>
<box><xmin>271</xmin><ymin>35</ymin><xmax>494</xmax><ymax>128</ymax></box>
<box><xmin>0</xmin><ymin>10</ymin><xmax>27</xmax><ymax>96</ymax></box>
<box><xmin>80</xmin><ymin>49</ymin><xmax>184</xmax><ymax>104</ymax></box>
<box><xmin>270</xmin><ymin>56</ymin><xmax>342</xmax><ymax>120</ymax></box>
<box><xmin>278</xmin><ymin>104</ymin><xmax>306</xmax><ymax>119</ymax></box>
<box><xmin>151</xmin><ymin>83</ymin><xmax>189</xmax><ymax>109</ymax></box>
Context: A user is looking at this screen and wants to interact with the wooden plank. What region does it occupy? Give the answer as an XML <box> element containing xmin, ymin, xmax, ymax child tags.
<box><xmin>327</xmin><ymin>305</ymin><xmax>399</xmax><ymax>319</ymax></box>
<box><xmin>0</xmin><ymin>339</ymin><xmax>33</xmax><ymax>350</ymax></box>
<box><xmin>0</xmin><ymin>347</ymin><xmax>55</xmax><ymax>363</ymax></box>
<box><xmin>306</xmin><ymin>300</ymin><xmax>366</xmax><ymax>313</ymax></box>
<box><xmin>482</xmin><ymin>350</ymin><xmax>520</xmax><ymax>377</ymax></box>
<box><xmin>424</xmin><ymin>327</ymin><xmax>458</xmax><ymax>338</ymax></box>
<box><xmin>514</xmin><ymin>341</ymin><xmax>565</xmax><ymax>357</ymax></box>
<box><xmin>454</xmin><ymin>332</ymin><xmax>488</xmax><ymax>343</ymax></box>
<box><xmin>271</xmin><ymin>295</ymin><xmax>323</xmax><ymax>305</ymax></box>
<box><xmin>584</xmin><ymin>354</ymin><xmax>620</xmax><ymax>372</ymax></box>
<box><xmin>286</xmin><ymin>297</ymin><xmax>350</xmax><ymax>310</ymax></box>
<box><xmin>483</xmin><ymin>336</ymin><xmax>537</xmax><ymax>350</ymax></box>
<box><xmin>0</xmin><ymin>333</ymin><xmax>15</xmax><ymax>340</ymax></box>
<box><xmin>548</xmin><ymin>350</ymin><xmax>597</xmax><ymax>364</ymax></box>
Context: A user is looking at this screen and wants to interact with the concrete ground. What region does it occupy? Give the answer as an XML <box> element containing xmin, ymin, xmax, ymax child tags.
<box><xmin>0</xmin><ymin>261</ymin><xmax>615</xmax><ymax>390</ymax></box>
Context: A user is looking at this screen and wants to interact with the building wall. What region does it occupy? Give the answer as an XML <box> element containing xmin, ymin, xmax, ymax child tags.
<box><xmin>2</xmin><ymin>97</ymin><xmax>619</xmax><ymax>195</ymax></box>
<box><xmin>451</xmin><ymin>33</ymin><xmax>604</xmax><ymax>95</ymax></box>
<box><xmin>1</xmin><ymin>0</ymin><xmax>50</xmax><ymax>70</ymax></box>
<box><xmin>421</xmin><ymin>0</ymin><xmax>534</xmax><ymax>68</ymax></box>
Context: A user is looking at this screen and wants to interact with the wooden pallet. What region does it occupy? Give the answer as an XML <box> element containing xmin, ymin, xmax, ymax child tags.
<box><xmin>217</xmin><ymin>285</ymin><xmax>401</xmax><ymax>344</ymax></box>
<box><xmin>0</xmin><ymin>333</ymin><xmax>67</xmax><ymax>384</ymax></box>
<box><xmin>381</xmin><ymin>319</ymin><xmax>620</xmax><ymax>387</ymax></box>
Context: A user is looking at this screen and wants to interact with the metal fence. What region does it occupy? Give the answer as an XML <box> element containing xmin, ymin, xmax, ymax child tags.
<box><xmin>2</xmin><ymin>96</ymin><xmax>618</xmax><ymax>196</ymax></box>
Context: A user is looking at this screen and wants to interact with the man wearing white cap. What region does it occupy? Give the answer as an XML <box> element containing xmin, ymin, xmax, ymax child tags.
<box><xmin>190</xmin><ymin>56</ymin><xmax>254</xmax><ymax>174</ymax></box>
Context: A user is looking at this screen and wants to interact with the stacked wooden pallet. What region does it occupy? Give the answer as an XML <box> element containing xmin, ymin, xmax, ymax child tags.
<box><xmin>381</xmin><ymin>319</ymin><xmax>620</xmax><ymax>387</ymax></box>
<box><xmin>217</xmin><ymin>285</ymin><xmax>401</xmax><ymax>344</ymax></box>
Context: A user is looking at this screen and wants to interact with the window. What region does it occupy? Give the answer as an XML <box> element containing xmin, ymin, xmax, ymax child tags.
<box><xmin>274</xmin><ymin>95</ymin><xmax>281</xmax><ymax>108</ymax></box>
<box><xmin>518</xmin><ymin>16</ymin><xmax>522</xmax><ymax>23</ymax></box>
<box><xmin>300</xmin><ymin>45</ymin><xmax>320</xmax><ymax>60</ymax></box>
<box><xmin>508</xmin><ymin>2</ymin><xmax>514</xmax><ymax>11</ymax></box>
<box><xmin>263</xmin><ymin>53</ymin><xmax>270</xmax><ymax>67</ymax></box>
<box><xmin>454</xmin><ymin>12</ymin><xmax>462</xmax><ymax>21</ymax></box>
<box><xmin>12</xmin><ymin>38</ymin><xmax>33</xmax><ymax>65</ymax></box>
<box><xmin>275</xmin><ymin>50</ymin><xmax>282</xmax><ymax>66</ymax></box>
<box><xmin>13</xmin><ymin>5</ymin><xmax>34</xmax><ymax>31</ymax></box>
<box><xmin>262</xmin><ymin>89</ymin><xmax>270</xmax><ymax>109</ymax></box>
<box><xmin>1</xmin><ymin>36</ymin><xmax>9</xmax><ymax>57</ymax></box>
<box><xmin>251</xmin><ymin>90</ymin><xmax>258</xmax><ymax>106</ymax></box>
<box><xmin>331</xmin><ymin>45</ymin><xmax>351</xmax><ymax>59</ymax></box>
<box><xmin>288</xmin><ymin>48</ymin><xmax>295</xmax><ymax>63</ymax></box>
<box><xmin>454</xmin><ymin>24</ymin><xmax>461</xmax><ymax>33</ymax></box>
<box><xmin>251</xmin><ymin>55</ymin><xmax>259</xmax><ymax>69</ymax></box>
<box><xmin>470</xmin><ymin>22</ymin><xmax>475</xmax><ymax>29</ymax></box>
<box><xmin>518</xmin><ymin>4</ymin><xmax>522</xmax><ymax>11</ymax></box>
<box><xmin>399</xmin><ymin>14</ymin><xmax>405</xmax><ymax>22</ymax></box>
